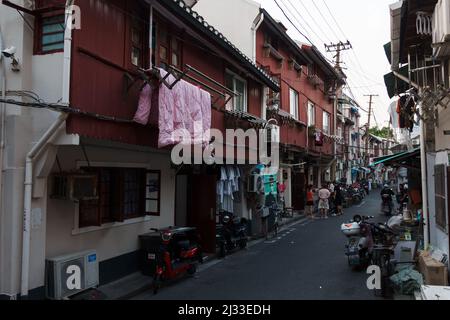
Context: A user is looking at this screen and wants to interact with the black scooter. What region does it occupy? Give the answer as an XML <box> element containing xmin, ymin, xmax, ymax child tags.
<box><xmin>216</xmin><ymin>213</ymin><xmax>248</xmax><ymax>258</ymax></box>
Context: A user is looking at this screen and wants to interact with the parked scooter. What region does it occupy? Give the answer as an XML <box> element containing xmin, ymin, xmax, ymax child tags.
<box><xmin>341</xmin><ymin>215</ymin><xmax>375</xmax><ymax>269</ymax></box>
<box><xmin>216</xmin><ymin>213</ymin><xmax>248</xmax><ymax>258</ymax></box>
<box><xmin>139</xmin><ymin>227</ymin><xmax>203</xmax><ymax>294</ymax></box>
<box><xmin>341</xmin><ymin>215</ymin><xmax>397</xmax><ymax>270</ymax></box>
<box><xmin>350</xmin><ymin>187</ymin><xmax>363</xmax><ymax>204</ymax></box>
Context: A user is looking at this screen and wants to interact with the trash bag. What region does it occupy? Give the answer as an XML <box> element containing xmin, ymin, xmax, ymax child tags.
<box><xmin>390</xmin><ymin>265</ymin><xmax>424</xmax><ymax>295</ymax></box>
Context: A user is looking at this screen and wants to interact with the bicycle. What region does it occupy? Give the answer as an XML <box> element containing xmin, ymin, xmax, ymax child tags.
<box><xmin>262</xmin><ymin>204</ymin><xmax>281</xmax><ymax>240</ymax></box>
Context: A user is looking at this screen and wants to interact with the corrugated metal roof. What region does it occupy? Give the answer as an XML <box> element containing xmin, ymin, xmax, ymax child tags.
<box><xmin>162</xmin><ymin>0</ymin><xmax>280</xmax><ymax>91</ymax></box>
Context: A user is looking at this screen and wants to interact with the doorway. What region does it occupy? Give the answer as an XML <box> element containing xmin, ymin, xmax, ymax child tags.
<box><xmin>291</xmin><ymin>171</ymin><xmax>305</xmax><ymax>211</ymax></box>
<box><xmin>175</xmin><ymin>172</ymin><xmax>217</xmax><ymax>254</ymax></box>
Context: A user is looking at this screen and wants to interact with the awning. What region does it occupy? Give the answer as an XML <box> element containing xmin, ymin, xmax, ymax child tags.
<box><xmin>384</xmin><ymin>65</ymin><xmax>410</xmax><ymax>98</ymax></box>
<box><xmin>384</xmin><ymin>42</ymin><xmax>392</xmax><ymax>65</ymax></box>
<box><xmin>370</xmin><ymin>148</ymin><xmax>420</xmax><ymax>167</ymax></box>
<box><xmin>389</xmin><ymin>1</ymin><xmax>405</xmax><ymax>71</ymax></box>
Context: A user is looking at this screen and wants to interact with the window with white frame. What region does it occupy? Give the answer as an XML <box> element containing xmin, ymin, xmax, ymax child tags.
<box><xmin>323</xmin><ymin>111</ymin><xmax>330</xmax><ymax>134</ymax></box>
<box><xmin>289</xmin><ymin>88</ymin><xmax>299</xmax><ymax>120</ymax></box>
<box><xmin>225</xmin><ymin>71</ymin><xmax>247</xmax><ymax>112</ymax></box>
<box><xmin>307</xmin><ymin>101</ymin><xmax>315</xmax><ymax>127</ymax></box>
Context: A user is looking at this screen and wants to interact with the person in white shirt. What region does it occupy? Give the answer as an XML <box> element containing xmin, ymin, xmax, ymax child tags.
<box><xmin>318</xmin><ymin>185</ymin><xmax>331</xmax><ymax>219</ymax></box>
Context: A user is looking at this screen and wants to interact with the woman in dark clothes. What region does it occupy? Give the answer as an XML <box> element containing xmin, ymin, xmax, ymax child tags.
<box><xmin>334</xmin><ymin>185</ymin><xmax>344</xmax><ymax>216</ymax></box>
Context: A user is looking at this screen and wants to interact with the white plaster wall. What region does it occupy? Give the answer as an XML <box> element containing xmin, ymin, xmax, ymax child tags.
<box><xmin>1</xmin><ymin>2</ymin><xmax>66</xmax><ymax>296</ymax></box>
<box><xmin>194</xmin><ymin>0</ymin><xmax>260</xmax><ymax>59</ymax></box>
<box><xmin>45</xmin><ymin>145</ymin><xmax>176</xmax><ymax>262</ymax></box>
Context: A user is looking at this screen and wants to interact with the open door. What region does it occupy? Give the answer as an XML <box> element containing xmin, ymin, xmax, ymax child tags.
<box><xmin>291</xmin><ymin>171</ymin><xmax>306</xmax><ymax>211</ymax></box>
<box><xmin>188</xmin><ymin>174</ymin><xmax>217</xmax><ymax>253</ymax></box>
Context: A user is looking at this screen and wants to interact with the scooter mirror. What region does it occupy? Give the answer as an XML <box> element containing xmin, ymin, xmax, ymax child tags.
<box><xmin>353</xmin><ymin>215</ymin><xmax>362</xmax><ymax>223</ymax></box>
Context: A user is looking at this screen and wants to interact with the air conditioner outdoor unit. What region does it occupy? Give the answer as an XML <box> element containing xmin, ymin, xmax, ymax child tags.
<box><xmin>433</xmin><ymin>0</ymin><xmax>450</xmax><ymax>57</ymax></box>
<box><xmin>51</xmin><ymin>174</ymin><xmax>98</xmax><ymax>201</ymax></box>
<box><xmin>45</xmin><ymin>250</ymin><xmax>99</xmax><ymax>300</ymax></box>
<box><xmin>247</xmin><ymin>174</ymin><xmax>263</xmax><ymax>193</ymax></box>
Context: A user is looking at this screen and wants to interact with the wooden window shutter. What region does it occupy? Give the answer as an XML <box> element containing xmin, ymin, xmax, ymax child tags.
<box><xmin>435</xmin><ymin>164</ymin><xmax>447</xmax><ymax>230</ymax></box>
<box><xmin>78</xmin><ymin>171</ymin><xmax>101</xmax><ymax>228</ymax></box>
<box><xmin>111</xmin><ymin>168</ymin><xmax>125</xmax><ymax>223</ymax></box>
<box><xmin>144</xmin><ymin>170</ymin><xmax>161</xmax><ymax>216</ymax></box>
<box><xmin>79</xmin><ymin>199</ymin><xmax>102</xmax><ymax>228</ymax></box>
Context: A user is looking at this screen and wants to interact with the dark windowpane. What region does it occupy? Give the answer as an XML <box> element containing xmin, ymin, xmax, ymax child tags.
<box><xmin>42</xmin><ymin>23</ymin><xmax>64</xmax><ymax>34</ymax></box>
<box><xmin>145</xmin><ymin>171</ymin><xmax>160</xmax><ymax>216</ymax></box>
<box><xmin>40</xmin><ymin>14</ymin><xmax>65</xmax><ymax>53</ymax></box>
<box><xmin>159</xmin><ymin>46</ymin><xmax>167</xmax><ymax>61</ymax></box>
<box><xmin>42</xmin><ymin>43</ymin><xmax>64</xmax><ymax>52</ymax></box>
<box><xmin>132</xmin><ymin>47</ymin><xmax>141</xmax><ymax>66</ymax></box>
<box><xmin>42</xmin><ymin>15</ymin><xmax>65</xmax><ymax>25</ymax></box>
<box><xmin>123</xmin><ymin>169</ymin><xmax>142</xmax><ymax>218</ymax></box>
<box><xmin>435</xmin><ymin>165</ymin><xmax>447</xmax><ymax>230</ymax></box>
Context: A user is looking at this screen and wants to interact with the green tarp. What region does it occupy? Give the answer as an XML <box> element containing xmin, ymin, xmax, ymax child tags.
<box><xmin>383</xmin><ymin>65</ymin><xmax>410</xmax><ymax>99</ymax></box>
<box><xmin>371</xmin><ymin>148</ymin><xmax>420</xmax><ymax>167</ymax></box>
<box><xmin>384</xmin><ymin>42</ymin><xmax>392</xmax><ymax>65</ymax></box>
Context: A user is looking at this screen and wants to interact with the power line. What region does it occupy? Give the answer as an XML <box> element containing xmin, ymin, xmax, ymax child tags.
<box><xmin>320</xmin><ymin>1</ymin><xmax>383</xmax><ymax>88</ymax></box>
<box><xmin>281</xmin><ymin>0</ymin><xmax>324</xmax><ymax>46</ymax></box>
<box><xmin>310</xmin><ymin>0</ymin><xmax>341</xmax><ymax>41</ymax></box>
<box><xmin>273</xmin><ymin>0</ymin><xmax>315</xmax><ymax>45</ymax></box>
<box><xmin>296</xmin><ymin>0</ymin><xmax>333</xmax><ymax>44</ymax></box>
<box><xmin>321</xmin><ymin>0</ymin><xmax>347</xmax><ymax>40</ymax></box>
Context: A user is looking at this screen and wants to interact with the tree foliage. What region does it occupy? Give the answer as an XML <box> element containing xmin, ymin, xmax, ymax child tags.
<box><xmin>368</xmin><ymin>127</ymin><xmax>393</xmax><ymax>139</ymax></box>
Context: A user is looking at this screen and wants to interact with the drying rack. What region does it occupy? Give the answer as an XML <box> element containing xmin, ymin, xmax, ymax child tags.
<box><xmin>126</xmin><ymin>64</ymin><xmax>240</xmax><ymax>110</ymax></box>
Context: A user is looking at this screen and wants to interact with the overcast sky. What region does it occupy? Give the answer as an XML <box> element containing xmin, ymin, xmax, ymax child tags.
<box><xmin>253</xmin><ymin>0</ymin><xmax>394</xmax><ymax>128</ymax></box>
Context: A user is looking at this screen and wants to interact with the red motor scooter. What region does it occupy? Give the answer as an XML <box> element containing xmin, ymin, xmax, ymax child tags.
<box><xmin>139</xmin><ymin>227</ymin><xmax>203</xmax><ymax>294</ymax></box>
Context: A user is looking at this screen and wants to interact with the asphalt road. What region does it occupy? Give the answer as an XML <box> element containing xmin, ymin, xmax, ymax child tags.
<box><xmin>133</xmin><ymin>190</ymin><xmax>388</xmax><ymax>300</ymax></box>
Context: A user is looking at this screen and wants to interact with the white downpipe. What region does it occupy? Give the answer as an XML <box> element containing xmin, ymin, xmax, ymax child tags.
<box><xmin>62</xmin><ymin>1</ymin><xmax>73</xmax><ymax>105</ymax></box>
<box><xmin>21</xmin><ymin>2</ymin><xmax>74</xmax><ymax>297</ymax></box>
<box><xmin>251</xmin><ymin>12</ymin><xmax>264</xmax><ymax>63</ymax></box>
<box><xmin>419</xmin><ymin>100</ymin><xmax>429</xmax><ymax>248</ymax></box>
<box><xmin>21</xmin><ymin>113</ymin><xmax>68</xmax><ymax>297</ymax></box>
<box><xmin>0</xmin><ymin>26</ymin><xmax>6</xmax><ymax>215</ymax></box>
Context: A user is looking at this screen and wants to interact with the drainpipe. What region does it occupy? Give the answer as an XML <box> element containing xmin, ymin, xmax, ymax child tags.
<box><xmin>251</xmin><ymin>12</ymin><xmax>264</xmax><ymax>63</ymax></box>
<box><xmin>21</xmin><ymin>1</ymin><xmax>73</xmax><ymax>298</ymax></box>
<box><xmin>21</xmin><ymin>113</ymin><xmax>68</xmax><ymax>298</ymax></box>
<box><xmin>0</xmin><ymin>26</ymin><xmax>6</xmax><ymax>218</ymax></box>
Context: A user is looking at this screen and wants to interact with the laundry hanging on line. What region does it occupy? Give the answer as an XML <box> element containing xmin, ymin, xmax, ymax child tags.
<box><xmin>133</xmin><ymin>68</ymin><xmax>212</xmax><ymax>148</ymax></box>
<box><xmin>396</xmin><ymin>95</ymin><xmax>415</xmax><ymax>133</ymax></box>
<box><xmin>217</xmin><ymin>166</ymin><xmax>242</xmax><ymax>214</ymax></box>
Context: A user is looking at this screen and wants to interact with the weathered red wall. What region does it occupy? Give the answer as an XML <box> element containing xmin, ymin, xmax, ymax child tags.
<box><xmin>67</xmin><ymin>0</ymin><xmax>264</xmax><ymax>149</ymax></box>
<box><xmin>256</xmin><ymin>25</ymin><xmax>334</xmax><ymax>156</ymax></box>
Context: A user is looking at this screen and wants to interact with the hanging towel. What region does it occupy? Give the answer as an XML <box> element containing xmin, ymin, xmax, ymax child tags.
<box><xmin>134</xmin><ymin>84</ymin><xmax>153</xmax><ymax>125</ymax></box>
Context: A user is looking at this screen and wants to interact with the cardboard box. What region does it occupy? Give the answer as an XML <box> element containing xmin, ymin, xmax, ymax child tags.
<box><xmin>418</xmin><ymin>253</ymin><xmax>449</xmax><ymax>286</ymax></box>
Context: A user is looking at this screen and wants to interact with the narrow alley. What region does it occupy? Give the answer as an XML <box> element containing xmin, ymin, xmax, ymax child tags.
<box><xmin>133</xmin><ymin>192</ymin><xmax>383</xmax><ymax>300</ymax></box>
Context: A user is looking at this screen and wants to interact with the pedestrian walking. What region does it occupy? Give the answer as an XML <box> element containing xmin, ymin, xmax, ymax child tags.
<box><xmin>328</xmin><ymin>182</ymin><xmax>335</xmax><ymax>193</ymax></box>
<box><xmin>318</xmin><ymin>185</ymin><xmax>331</xmax><ymax>219</ymax></box>
<box><xmin>305</xmin><ymin>185</ymin><xmax>315</xmax><ymax>219</ymax></box>
<box><xmin>334</xmin><ymin>184</ymin><xmax>344</xmax><ymax>216</ymax></box>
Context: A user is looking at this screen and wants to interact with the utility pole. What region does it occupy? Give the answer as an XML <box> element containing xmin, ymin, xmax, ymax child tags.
<box><xmin>364</xmin><ymin>94</ymin><xmax>379</xmax><ymax>166</ymax></box>
<box><xmin>325</xmin><ymin>41</ymin><xmax>352</xmax><ymax>72</ymax></box>
<box><xmin>325</xmin><ymin>41</ymin><xmax>351</xmax><ymax>182</ymax></box>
